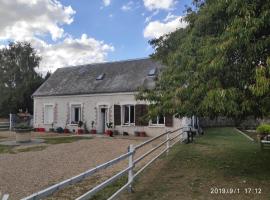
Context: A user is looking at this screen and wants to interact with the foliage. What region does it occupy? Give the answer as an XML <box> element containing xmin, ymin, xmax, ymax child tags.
<box><xmin>106</xmin><ymin>122</ymin><xmax>113</xmax><ymax>129</ymax></box>
<box><xmin>91</xmin><ymin>120</ymin><xmax>95</xmax><ymax>129</ymax></box>
<box><xmin>14</xmin><ymin>122</ymin><xmax>32</xmax><ymax>129</ymax></box>
<box><xmin>256</xmin><ymin>124</ymin><xmax>270</xmax><ymax>135</ymax></box>
<box><xmin>0</xmin><ymin>42</ymin><xmax>45</xmax><ymax>117</ymax></box>
<box><xmin>78</xmin><ymin>121</ymin><xmax>84</xmax><ymax>128</ymax></box>
<box><xmin>137</xmin><ymin>0</ymin><xmax>270</xmax><ymax>119</ymax></box>
<box><xmin>56</xmin><ymin>127</ymin><xmax>64</xmax><ymax>133</ymax></box>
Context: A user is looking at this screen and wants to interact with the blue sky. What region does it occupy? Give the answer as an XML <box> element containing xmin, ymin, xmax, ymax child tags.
<box><xmin>60</xmin><ymin>0</ymin><xmax>191</xmax><ymax>61</ymax></box>
<box><xmin>0</xmin><ymin>0</ymin><xmax>191</xmax><ymax>73</ymax></box>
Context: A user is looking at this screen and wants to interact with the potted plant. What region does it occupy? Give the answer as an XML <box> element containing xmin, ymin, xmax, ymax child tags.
<box><xmin>77</xmin><ymin>121</ymin><xmax>84</xmax><ymax>134</ymax></box>
<box><xmin>64</xmin><ymin>124</ymin><xmax>70</xmax><ymax>134</ymax></box>
<box><xmin>90</xmin><ymin>121</ymin><xmax>97</xmax><ymax>134</ymax></box>
<box><xmin>256</xmin><ymin>124</ymin><xmax>270</xmax><ymax>141</ymax></box>
<box><xmin>56</xmin><ymin>127</ymin><xmax>64</xmax><ymax>133</ymax></box>
<box><xmin>83</xmin><ymin>121</ymin><xmax>89</xmax><ymax>134</ymax></box>
<box><xmin>14</xmin><ymin>123</ymin><xmax>32</xmax><ymax>143</ymax></box>
<box><xmin>140</xmin><ymin>131</ymin><xmax>147</xmax><ymax>137</ymax></box>
<box><xmin>106</xmin><ymin>122</ymin><xmax>114</xmax><ymax>137</ymax></box>
<box><xmin>134</xmin><ymin>131</ymin><xmax>140</xmax><ymax>137</ymax></box>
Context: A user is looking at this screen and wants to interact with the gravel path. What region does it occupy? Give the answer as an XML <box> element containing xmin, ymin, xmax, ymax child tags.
<box><xmin>0</xmin><ymin>136</ymin><xmax>146</xmax><ymax>200</ymax></box>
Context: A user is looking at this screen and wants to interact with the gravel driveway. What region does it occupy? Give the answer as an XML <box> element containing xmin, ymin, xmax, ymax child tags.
<box><xmin>0</xmin><ymin>135</ymin><xmax>147</xmax><ymax>200</ymax></box>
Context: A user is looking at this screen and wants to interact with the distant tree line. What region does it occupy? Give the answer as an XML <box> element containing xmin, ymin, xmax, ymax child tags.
<box><xmin>137</xmin><ymin>0</ymin><xmax>270</xmax><ymax>121</ymax></box>
<box><xmin>0</xmin><ymin>42</ymin><xmax>50</xmax><ymax>117</ymax></box>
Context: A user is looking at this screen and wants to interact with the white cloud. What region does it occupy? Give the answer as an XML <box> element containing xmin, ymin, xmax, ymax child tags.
<box><xmin>164</xmin><ymin>12</ymin><xmax>177</xmax><ymax>22</ymax></box>
<box><xmin>36</xmin><ymin>34</ymin><xmax>114</xmax><ymax>74</ymax></box>
<box><xmin>0</xmin><ymin>0</ymin><xmax>75</xmax><ymax>41</ymax></box>
<box><xmin>121</xmin><ymin>1</ymin><xmax>133</xmax><ymax>11</ymax></box>
<box><xmin>0</xmin><ymin>0</ymin><xmax>114</xmax><ymax>74</ymax></box>
<box><xmin>145</xmin><ymin>10</ymin><xmax>159</xmax><ymax>23</ymax></box>
<box><xmin>103</xmin><ymin>0</ymin><xmax>111</xmax><ymax>7</ymax></box>
<box><xmin>143</xmin><ymin>16</ymin><xmax>187</xmax><ymax>39</ymax></box>
<box><xmin>143</xmin><ymin>0</ymin><xmax>175</xmax><ymax>11</ymax></box>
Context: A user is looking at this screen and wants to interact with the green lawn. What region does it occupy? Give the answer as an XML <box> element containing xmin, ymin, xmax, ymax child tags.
<box><xmin>116</xmin><ymin>127</ymin><xmax>270</xmax><ymax>200</ymax></box>
<box><xmin>0</xmin><ymin>136</ymin><xmax>92</xmax><ymax>154</ymax></box>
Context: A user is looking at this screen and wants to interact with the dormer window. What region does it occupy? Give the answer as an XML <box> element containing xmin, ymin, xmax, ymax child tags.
<box><xmin>96</xmin><ymin>73</ymin><xmax>105</xmax><ymax>80</ymax></box>
<box><xmin>148</xmin><ymin>68</ymin><xmax>156</xmax><ymax>76</ymax></box>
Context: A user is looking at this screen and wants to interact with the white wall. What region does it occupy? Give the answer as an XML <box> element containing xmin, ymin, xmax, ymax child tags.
<box><xmin>33</xmin><ymin>92</ymin><xmax>185</xmax><ymax>137</ymax></box>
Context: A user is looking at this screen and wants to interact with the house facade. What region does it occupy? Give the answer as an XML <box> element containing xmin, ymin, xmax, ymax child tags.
<box><xmin>33</xmin><ymin>58</ymin><xmax>190</xmax><ymax>136</ymax></box>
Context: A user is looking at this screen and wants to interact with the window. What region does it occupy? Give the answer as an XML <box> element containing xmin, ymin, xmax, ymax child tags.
<box><xmin>44</xmin><ymin>104</ymin><xmax>54</xmax><ymax>124</ymax></box>
<box><xmin>123</xmin><ymin>105</ymin><xmax>135</xmax><ymax>125</ymax></box>
<box><xmin>150</xmin><ymin>115</ymin><xmax>165</xmax><ymax>126</ymax></box>
<box><xmin>96</xmin><ymin>73</ymin><xmax>105</xmax><ymax>80</ymax></box>
<box><xmin>148</xmin><ymin>68</ymin><xmax>156</xmax><ymax>76</ymax></box>
<box><xmin>71</xmin><ymin>104</ymin><xmax>81</xmax><ymax>124</ymax></box>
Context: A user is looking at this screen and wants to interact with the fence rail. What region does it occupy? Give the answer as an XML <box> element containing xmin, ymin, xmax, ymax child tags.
<box><xmin>22</xmin><ymin>126</ymin><xmax>193</xmax><ymax>200</ymax></box>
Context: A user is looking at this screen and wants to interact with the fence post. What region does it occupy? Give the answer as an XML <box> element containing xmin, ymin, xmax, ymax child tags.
<box><xmin>9</xmin><ymin>113</ymin><xmax>12</xmax><ymax>131</ymax></box>
<box><xmin>166</xmin><ymin>130</ymin><xmax>170</xmax><ymax>155</ymax></box>
<box><xmin>128</xmin><ymin>144</ymin><xmax>134</xmax><ymax>192</ymax></box>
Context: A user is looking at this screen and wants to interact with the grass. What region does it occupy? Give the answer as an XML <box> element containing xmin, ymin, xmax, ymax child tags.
<box><xmin>241</xmin><ymin>130</ymin><xmax>259</xmax><ymax>141</ymax></box>
<box><xmin>0</xmin><ymin>145</ymin><xmax>14</xmax><ymax>154</ymax></box>
<box><xmin>0</xmin><ymin>145</ymin><xmax>47</xmax><ymax>154</ymax></box>
<box><xmin>16</xmin><ymin>146</ymin><xmax>47</xmax><ymax>152</ymax></box>
<box><xmin>114</xmin><ymin>127</ymin><xmax>270</xmax><ymax>200</ymax></box>
<box><xmin>0</xmin><ymin>136</ymin><xmax>92</xmax><ymax>154</ymax></box>
<box><xmin>44</xmin><ymin>136</ymin><xmax>92</xmax><ymax>144</ymax></box>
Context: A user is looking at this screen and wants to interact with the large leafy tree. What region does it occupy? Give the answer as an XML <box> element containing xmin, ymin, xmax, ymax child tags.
<box><xmin>137</xmin><ymin>0</ymin><xmax>270</xmax><ymax>120</ymax></box>
<box><xmin>0</xmin><ymin>42</ymin><xmax>44</xmax><ymax>117</ymax></box>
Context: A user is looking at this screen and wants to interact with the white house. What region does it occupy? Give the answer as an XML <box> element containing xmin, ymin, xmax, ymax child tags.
<box><xmin>32</xmin><ymin>58</ymin><xmax>191</xmax><ymax>136</ymax></box>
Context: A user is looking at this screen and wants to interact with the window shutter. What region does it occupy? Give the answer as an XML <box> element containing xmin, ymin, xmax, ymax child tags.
<box><xmin>114</xmin><ymin>105</ymin><xmax>121</xmax><ymax>126</ymax></box>
<box><xmin>66</xmin><ymin>103</ymin><xmax>70</xmax><ymax>125</ymax></box>
<box><xmin>135</xmin><ymin>104</ymin><xmax>148</xmax><ymax>126</ymax></box>
<box><xmin>165</xmin><ymin>114</ymin><xmax>173</xmax><ymax>127</ymax></box>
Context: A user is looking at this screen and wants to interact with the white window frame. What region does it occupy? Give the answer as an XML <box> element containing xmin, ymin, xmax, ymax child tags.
<box><xmin>121</xmin><ymin>104</ymin><xmax>135</xmax><ymax>126</ymax></box>
<box><xmin>149</xmin><ymin>115</ymin><xmax>165</xmax><ymax>127</ymax></box>
<box><xmin>70</xmin><ymin>103</ymin><xmax>82</xmax><ymax>125</ymax></box>
<box><xmin>44</xmin><ymin>103</ymin><xmax>54</xmax><ymax>125</ymax></box>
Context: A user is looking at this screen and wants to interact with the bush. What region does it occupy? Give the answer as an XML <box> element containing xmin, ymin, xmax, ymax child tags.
<box><xmin>14</xmin><ymin>122</ymin><xmax>32</xmax><ymax>130</ymax></box>
<box><xmin>256</xmin><ymin>124</ymin><xmax>270</xmax><ymax>135</ymax></box>
<box><xmin>56</xmin><ymin>127</ymin><xmax>64</xmax><ymax>133</ymax></box>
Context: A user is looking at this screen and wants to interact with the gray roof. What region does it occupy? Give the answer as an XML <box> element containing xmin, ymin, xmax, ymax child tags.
<box><xmin>33</xmin><ymin>58</ymin><xmax>164</xmax><ymax>97</ymax></box>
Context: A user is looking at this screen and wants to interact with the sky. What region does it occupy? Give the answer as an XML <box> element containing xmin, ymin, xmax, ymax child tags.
<box><xmin>0</xmin><ymin>0</ymin><xmax>191</xmax><ymax>74</ymax></box>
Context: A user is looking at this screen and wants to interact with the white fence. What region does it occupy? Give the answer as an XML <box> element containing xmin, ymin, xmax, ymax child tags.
<box><xmin>22</xmin><ymin>127</ymin><xmax>192</xmax><ymax>200</ymax></box>
<box><xmin>0</xmin><ymin>193</ymin><xmax>9</xmax><ymax>200</ymax></box>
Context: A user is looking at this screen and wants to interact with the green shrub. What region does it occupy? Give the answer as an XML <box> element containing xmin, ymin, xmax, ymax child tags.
<box><xmin>14</xmin><ymin>123</ymin><xmax>32</xmax><ymax>129</ymax></box>
<box><xmin>256</xmin><ymin>124</ymin><xmax>270</xmax><ymax>135</ymax></box>
<box><xmin>56</xmin><ymin>127</ymin><xmax>64</xmax><ymax>133</ymax></box>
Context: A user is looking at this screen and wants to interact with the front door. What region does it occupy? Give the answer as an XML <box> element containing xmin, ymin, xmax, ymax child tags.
<box><xmin>100</xmin><ymin>107</ymin><xmax>107</xmax><ymax>134</ymax></box>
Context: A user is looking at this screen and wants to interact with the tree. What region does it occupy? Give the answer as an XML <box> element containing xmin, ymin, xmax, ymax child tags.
<box><xmin>0</xmin><ymin>42</ymin><xmax>44</xmax><ymax>117</ymax></box>
<box><xmin>137</xmin><ymin>0</ymin><xmax>270</xmax><ymax>120</ymax></box>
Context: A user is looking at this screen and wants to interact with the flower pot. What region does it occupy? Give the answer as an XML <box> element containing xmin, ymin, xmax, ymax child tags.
<box><xmin>77</xmin><ymin>129</ymin><xmax>84</xmax><ymax>134</ymax></box>
<box><xmin>140</xmin><ymin>131</ymin><xmax>146</xmax><ymax>137</ymax></box>
<box><xmin>90</xmin><ymin>129</ymin><xmax>97</xmax><ymax>134</ymax></box>
<box><xmin>15</xmin><ymin>129</ymin><xmax>31</xmax><ymax>143</ymax></box>
<box><xmin>39</xmin><ymin>128</ymin><xmax>45</xmax><ymax>132</ymax></box>
<box><xmin>64</xmin><ymin>128</ymin><xmax>70</xmax><ymax>134</ymax></box>
<box><xmin>134</xmin><ymin>131</ymin><xmax>140</xmax><ymax>137</ymax></box>
<box><xmin>106</xmin><ymin>130</ymin><xmax>113</xmax><ymax>137</ymax></box>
